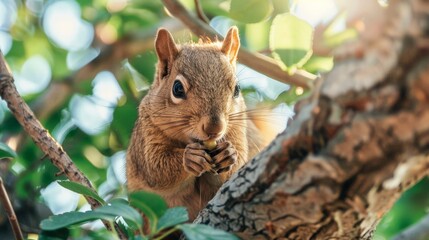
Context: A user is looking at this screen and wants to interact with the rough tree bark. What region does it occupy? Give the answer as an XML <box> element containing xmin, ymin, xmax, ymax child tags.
<box><xmin>192</xmin><ymin>0</ymin><xmax>429</xmax><ymax>239</ymax></box>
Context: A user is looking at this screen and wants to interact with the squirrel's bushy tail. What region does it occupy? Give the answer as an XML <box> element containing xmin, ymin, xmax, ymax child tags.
<box><xmin>246</xmin><ymin>105</ymin><xmax>288</xmax><ymax>158</ymax></box>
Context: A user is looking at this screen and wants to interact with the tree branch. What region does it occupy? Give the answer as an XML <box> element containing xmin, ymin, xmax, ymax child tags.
<box><xmin>193</xmin><ymin>0</ymin><xmax>209</xmax><ymax>24</ymax></box>
<box><xmin>0</xmin><ymin>176</ymin><xmax>23</xmax><ymax>240</ymax></box>
<box><xmin>161</xmin><ymin>0</ymin><xmax>316</xmax><ymax>89</ymax></box>
<box><xmin>0</xmin><ymin>51</ymin><xmax>127</xmax><ymax>240</ymax></box>
<box><xmin>392</xmin><ymin>212</ymin><xmax>429</xmax><ymax>240</ymax></box>
<box><xmin>194</xmin><ymin>0</ymin><xmax>429</xmax><ymax>238</ymax></box>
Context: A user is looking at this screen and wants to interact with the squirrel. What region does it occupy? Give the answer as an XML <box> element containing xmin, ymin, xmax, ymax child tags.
<box><xmin>126</xmin><ymin>26</ymin><xmax>273</xmax><ymax>220</ymax></box>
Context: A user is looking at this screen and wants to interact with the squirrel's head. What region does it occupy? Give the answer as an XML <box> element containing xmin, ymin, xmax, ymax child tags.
<box><xmin>146</xmin><ymin>26</ymin><xmax>245</xmax><ymax>144</ymax></box>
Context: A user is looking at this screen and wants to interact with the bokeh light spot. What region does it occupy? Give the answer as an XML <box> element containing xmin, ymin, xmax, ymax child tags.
<box><xmin>15</xmin><ymin>55</ymin><xmax>52</xmax><ymax>96</ymax></box>
<box><xmin>43</xmin><ymin>0</ymin><xmax>94</xmax><ymax>51</ymax></box>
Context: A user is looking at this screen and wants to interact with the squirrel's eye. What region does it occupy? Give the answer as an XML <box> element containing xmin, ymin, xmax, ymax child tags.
<box><xmin>233</xmin><ymin>84</ymin><xmax>240</xmax><ymax>98</ymax></box>
<box><xmin>172</xmin><ymin>80</ymin><xmax>186</xmax><ymax>99</ymax></box>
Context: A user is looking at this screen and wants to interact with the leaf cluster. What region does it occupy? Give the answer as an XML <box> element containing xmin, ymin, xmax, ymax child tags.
<box><xmin>40</xmin><ymin>181</ymin><xmax>238</xmax><ymax>240</ymax></box>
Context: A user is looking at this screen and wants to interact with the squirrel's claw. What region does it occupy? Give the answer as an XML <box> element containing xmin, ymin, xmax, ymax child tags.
<box><xmin>211</xmin><ymin>141</ymin><xmax>237</xmax><ymax>174</ymax></box>
<box><xmin>183</xmin><ymin>142</ymin><xmax>214</xmax><ymax>176</ymax></box>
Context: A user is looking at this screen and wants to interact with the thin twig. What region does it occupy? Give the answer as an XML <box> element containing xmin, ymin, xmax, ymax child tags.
<box><xmin>0</xmin><ymin>176</ymin><xmax>24</xmax><ymax>240</ymax></box>
<box><xmin>0</xmin><ymin>51</ymin><xmax>127</xmax><ymax>240</ymax></box>
<box><xmin>194</xmin><ymin>0</ymin><xmax>209</xmax><ymax>23</ymax></box>
<box><xmin>161</xmin><ymin>0</ymin><xmax>316</xmax><ymax>89</ymax></box>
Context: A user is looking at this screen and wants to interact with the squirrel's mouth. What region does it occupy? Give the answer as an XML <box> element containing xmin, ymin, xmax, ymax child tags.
<box><xmin>202</xmin><ymin>133</ymin><xmax>223</xmax><ymax>142</ymax></box>
<box><xmin>191</xmin><ymin>136</ymin><xmax>226</xmax><ymax>144</ymax></box>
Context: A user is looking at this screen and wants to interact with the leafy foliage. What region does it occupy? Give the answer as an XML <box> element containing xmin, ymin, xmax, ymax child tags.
<box><xmin>57</xmin><ymin>180</ymin><xmax>106</xmax><ymax>205</ymax></box>
<box><xmin>270</xmin><ymin>13</ymin><xmax>314</xmax><ymax>73</ymax></box>
<box><xmin>40</xmin><ymin>182</ymin><xmax>236</xmax><ymax>240</ymax></box>
<box><xmin>0</xmin><ymin>141</ymin><xmax>17</xmax><ymax>158</ymax></box>
<box><xmin>129</xmin><ymin>191</ymin><xmax>168</xmax><ymax>233</ymax></box>
<box><xmin>178</xmin><ymin>224</ymin><xmax>239</xmax><ymax>240</ymax></box>
<box><xmin>229</xmin><ymin>0</ymin><xmax>273</xmax><ymax>23</ymax></box>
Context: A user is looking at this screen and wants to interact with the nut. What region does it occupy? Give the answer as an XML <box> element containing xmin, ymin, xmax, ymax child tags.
<box><xmin>203</xmin><ymin>140</ymin><xmax>217</xmax><ymax>150</ymax></box>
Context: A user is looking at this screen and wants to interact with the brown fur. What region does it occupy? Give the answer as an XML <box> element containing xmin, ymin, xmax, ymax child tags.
<box><xmin>126</xmin><ymin>27</ymin><xmax>266</xmax><ymax>221</ymax></box>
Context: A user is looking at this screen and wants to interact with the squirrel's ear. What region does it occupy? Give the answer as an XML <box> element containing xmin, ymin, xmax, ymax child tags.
<box><xmin>155</xmin><ymin>28</ymin><xmax>179</xmax><ymax>78</ymax></box>
<box><xmin>221</xmin><ymin>26</ymin><xmax>240</xmax><ymax>63</ymax></box>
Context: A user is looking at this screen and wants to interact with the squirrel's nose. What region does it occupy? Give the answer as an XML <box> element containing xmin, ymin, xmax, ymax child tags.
<box><xmin>201</xmin><ymin>115</ymin><xmax>225</xmax><ymax>139</ymax></box>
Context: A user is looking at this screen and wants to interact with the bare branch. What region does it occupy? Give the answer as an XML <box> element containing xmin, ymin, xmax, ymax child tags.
<box><xmin>0</xmin><ymin>51</ymin><xmax>127</xmax><ymax>240</ymax></box>
<box><xmin>194</xmin><ymin>0</ymin><xmax>209</xmax><ymax>23</ymax></box>
<box><xmin>0</xmin><ymin>176</ymin><xmax>23</xmax><ymax>240</ymax></box>
<box><xmin>392</xmin><ymin>213</ymin><xmax>429</xmax><ymax>240</ymax></box>
<box><xmin>161</xmin><ymin>0</ymin><xmax>316</xmax><ymax>89</ymax></box>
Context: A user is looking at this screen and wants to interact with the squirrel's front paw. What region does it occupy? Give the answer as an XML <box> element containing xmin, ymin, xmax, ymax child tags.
<box><xmin>211</xmin><ymin>141</ymin><xmax>237</xmax><ymax>174</ymax></box>
<box><xmin>183</xmin><ymin>142</ymin><xmax>214</xmax><ymax>177</ymax></box>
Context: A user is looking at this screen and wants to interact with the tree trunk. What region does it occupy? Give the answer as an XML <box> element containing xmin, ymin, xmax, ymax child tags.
<box><xmin>195</xmin><ymin>0</ymin><xmax>429</xmax><ymax>239</ymax></box>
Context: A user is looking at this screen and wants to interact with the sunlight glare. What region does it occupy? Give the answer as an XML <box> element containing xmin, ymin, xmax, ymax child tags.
<box><xmin>92</xmin><ymin>71</ymin><xmax>124</xmax><ymax>105</ymax></box>
<box><xmin>236</xmin><ymin>64</ymin><xmax>289</xmax><ymax>100</ymax></box>
<box><xmin>210</xmin><ymin>16</ymin><xmax>235</xmax><ymax>36</ymax></box>
<box><xmin>0</xmin><ymin>31</ymin><xmax>12</xmax><ymax>55</ymax></box>
<box><xmin>69</xmin><ymin>71</ymin><xmax>122</xmax><ymax>135</ymax></box>
<box><xmin>295</xmin><ymin>87</ymin><xmax>304</xmax><ymax>95</ymax></box>
<box><xmin>110</xmin><ymin>151</ymin><xmax>126</xmax><ymax>185</ymax></box>
<box><xmin>67</xmin><ymin>47</ymin><xmax>100</xmax><ymax>70</ymax></box>
<box><xmin>14</xmin><ymin>55</ymin><xmax>52</xmax><ymax>96</ymax></box>
<box><xmin>106</xmin><ymin>0</ymin><xmax>127</xmax><ymax>13</ymax></box>
<box><xmin>377</xmin><ymin>0</ymin><xmax>389</xmax><ymax>8</ymax></box>
<box><xmin>96</xmin><ymin>23</ymin><xmax>118</xmax><ymax>44</ymax></box>
<box><xmin>26</xmin><ymin>0</ymin><xmax>44</xmax><ymax>14</ymax></box>
<box><xmin>83</xmin><ymin>146</ymin><xmax>107</xmax><ymax>168</ymax></box>
<box><xmin>6</xmin><ymin>136</ymin><xmax>18</xmax><ymax>152</ymax></box>
<box><xmin>69</xmin><ymin>94</ymin><xmax>114</xmax><ymax>135</ymax></box>
<box><xmin>41</xmin><ymin>181</ymin><xmax>79</xmax><ymax>214</ymax></box>
<box><xmin>43</xmin><ymin>0</ymin><xmax>94</xmax><ymax>51</ymax></box>
<box><xmin>294</xmin><ymin>0</ymin><xmax>338</xmax><ymax>27</ymax></box>
<box><xmin>0</xmin><ymin>0</ymin><xmax>17</xmax><ymax>29</ymax></box>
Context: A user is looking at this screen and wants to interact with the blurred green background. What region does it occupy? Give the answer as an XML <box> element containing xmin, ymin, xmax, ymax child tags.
<box><xmin>0</xmin><ymin>0</ymin><xmax>427</xmax><ymax>239</ymax></box>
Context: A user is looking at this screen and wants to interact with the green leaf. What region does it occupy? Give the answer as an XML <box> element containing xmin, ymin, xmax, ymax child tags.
<box><xmin>57</xmin><ymin>180</ymin><xmax>106</xmax><ymax>205</ymax></box>
<box><xmin>245</xmin><ymin>21</ymin><xmax>270</xmax><ymax>51</ymax></box>
<box><xmin>229</xmin><ymin>0</ymin><xmax>273</xmax><ymax>23</ymax></box>
<box><xmin>124</xmin><ymin>60</ymin><xmax>151</xmax><ymax>92</ymax></box>
<box><xmin>128</xmin><ymin>52</ymin><xmax>157</xmax><ymax>85</ymax></box>
<box><xmin>157</xmin><ymin>207</ymin><xmax>189</xmax><ymax>231</ymax></box>
<box><xmin>303</xmin><ymin>55</ymin><xmax>334</xmax><ymax>73</ymax></box>
<box><xmin>274</xmin><ymin>86</ymin><xmax>307</xmax><ymax>105</ymax></box>
<box><xmin>115</xmin><ymin>217</ymin><xmax>133</xmax><ymax>240</ymax></box>
<box><xmin>0</xmin><ymin>142</ymin><xmax>17</xmax><ymax>158</ymax></box>
<box><xmin>178</xmin><ymin>224</ymin><xmax>239</xmax><ymax>240</ymax></box>
<box><xmin>40</xmin><ymin>201</ymin><xmax>142</xmax><ymax>231</ymax></box>
<box><xmin>95</xmin><ymin>200</ymin><xmax>143</xmax><ymax>229</ymax></box>
<box><xmin>272</xmin><ymin>0</ymin><xmax>290</xmax><ymax>15</ymax></box>
<box><xmin>40</xmin><ymin>211</ymin><xmax>114</xmax><ymax>231</ymax></box>
<box><xmin>270</xmin><ymin>13</ymin><xmax>314</xmax><ymax>72</ymax></box>
<box><xmin>39</xmin><ymin>228</ymin><xmax>70</xmax><ymax>240</ymax></box>
<box><xmin>129</xmin><ymin>191</ymin><xmax>167</xmax><ymax>233</ymax></box>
